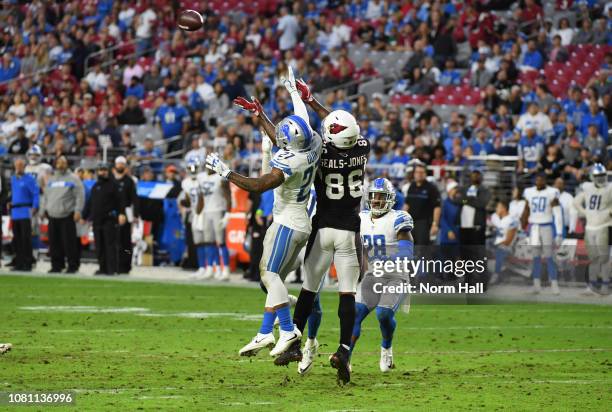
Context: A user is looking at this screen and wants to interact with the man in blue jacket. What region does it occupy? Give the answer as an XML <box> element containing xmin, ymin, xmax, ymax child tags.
<box><xmin>10</xmin><ymin>157</ymin><xmax>39</xmax><ymax>271</ymax></box>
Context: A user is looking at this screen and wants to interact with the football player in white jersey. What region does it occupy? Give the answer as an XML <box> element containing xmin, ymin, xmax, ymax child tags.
<box><xmin>272</xmin><ymin>79</ymin><xmax>369</xmax><ymax>384</ymax></box>
<box><xmin>199</xmin><ymin>166</ymin><xmax>232</xmax><ymax>281</ymax></box>
<box><xmin>206</xmin><ymin>67</ymin><xmax>322</xmax><ymax>358</ymax></box>
<box><xmin>352</xmin><ymin>178</ymin><xmax>414</xmax><ymax>374</ymax></box>
<box><xmin>180</xmin><ymin>158</ymin><xmax>210</xmax><ymax>279</ymax></box>
<box><xmin>25</xmin><ymin>145</ymin><xmax>53</xmax><ymax>188</ymax></box>
<box><xmin>490</xmin><ymin>200</ymin><xmax>519</xmax><ymax>284</ymax></box>
<box><xmin>521</xmin><ymin>173</ymin><xmax>563</xmax><ymax>294</ymax></box>
<box><xmin>573</xmin><ymin>163</ymin><xmax>612</xmax><ymax>295</ymax></box>
<box><xmin>25</xmin><ymin>144</ymin><xmax>52</xmax><ymax>260</ymax></box>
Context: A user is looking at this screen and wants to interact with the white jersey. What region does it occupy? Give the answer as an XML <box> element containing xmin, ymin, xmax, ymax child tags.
<box><xmin>575</xmin><ymin>182</ymin><xmax>612</xmax><ymax>230</ymax></box>
<box><xmin>360</xmin><ymin>209</ymin><xmax>414</xmax><ymax>263</ymax></box>
<box><xmin>181</xmin><ymin>175</ymin><xmax>202</xmax><ymax>215</ymax></box>
<box><xmin>269</xmin><ymin>135</ymin><xmax>322</xmax><ymax>233</ymax></box>
<box><xmin>200</xmin><ymin>172</ymin><xmax>227</xmax><ymax>213</ymax></box>
<box><xmin>26</xmin><ymin>162</ymin><xmax>53</xmax><ymax>189</ymax></box>
<box><xmin>524</xmin><ymin>186</ymin><xmax>559</xmax><ymax>224</ymax></box>
<box><xmin>509</xmin><ymin>199</ymin><xmax>526</xmax><ymax>223</ymax></box>
<box><xmin>493</xmin><ymin>214</ymin><xmax>519</xmax><ymax>246</ymax></box>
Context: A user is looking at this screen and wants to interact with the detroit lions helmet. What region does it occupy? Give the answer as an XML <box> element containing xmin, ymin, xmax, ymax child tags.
<box><xmin>590</xmin><ymin>163</ymin><xmax>607</xmax><ymax>188</ymax></box>
<box><xmin>186</xmin><ymin>158</ymin><xmax>200</xmax><ymax>176</ymax></box>
<box><xmin>321</xmin><ymin>110</ymin><xmax>360</xmax><ymax>149</ymax></box>
<box><xmin>275</xmin><ymin>115</ymin><xmax>314</xmax><ymax>151</ymax></box>
<box><xmin>26</xmin><ymin>145</ymin><xmax>43</xmax><ymax>165</ymax></box>
<box><xmin>367</xmin><ymin>178</ymin><xmax>396</xmax><ymax>216</ymax></box>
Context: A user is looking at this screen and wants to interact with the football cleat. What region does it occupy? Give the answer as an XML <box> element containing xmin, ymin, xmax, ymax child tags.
<box><xmin>191</xmin><ymin>267</ymin><xmax>206</xmax><ymax>280</ymax></box>
<box><xmin>239</xmin><ymin>333</ymin><xmax>275</xmax><ymax>357</ymax></box>
<box><xmin>531</xmin><ymin>278</ymin><xmax>541</xmax><ymax>294</ymax></box>
<box><xmin>379</xmin><ymin>347</ymin><xmax>395</xmax><ymax>373</ymax></box>
<box><xmin>601</xmin><ymin>283</ymin><xmax>609</xmax><ymax>295</ymax></box>
<box><xmin>551</xmin><ymin>280</ymin><xmax>560</xmax><ymax>296</ymax></box>
<box><xmin>298</xmin><ymin>338</ymin><xmax>319</xmax><ymax>375</ymax></box>
<box><xmin>203</xmin><ymin>266</ymin><xmax>214</xmax><ymax>280</ymax></box>
<box><xmin>0</xmin><ymin>343</ymin><xmax>12</xmax><ymax>355</ymax></box>
<box><xmin>270</xmin><ymin>325</ymin><xmax>301</xmax><ymax>357</ymax></box>
<box><xmin>581</xmin><ymin>285</ymin><xmax>598</xmax><ymax>296</ymax></box>
<box><xmin>330</xmin><ymin>346</ymin><xmax>351</xmax><ymax>384</ymax></box>
<box><xmin>274</xmin><ymin>340</ymin><xmax>302</xmax><ymax>366</ymax></box>
<box><xmin>216</xmin><ymin>267</ymin><xmax>230</xmax><ymax>281</ymax></box>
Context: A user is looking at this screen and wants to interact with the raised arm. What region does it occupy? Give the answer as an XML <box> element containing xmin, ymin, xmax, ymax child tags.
<box><xmin>282</xmin><ymin>66</ymin><xmax>311</xmax><ymax>122</ymax></box>
<box><xmin>205</xmin><ymin>153</ymin><xmax>284</xmax><ymax>194</ymax></box>
<box><xmin>233</xmin><ymin>96</ymin><xmax>277</xmax><ymax>145</ymax></box>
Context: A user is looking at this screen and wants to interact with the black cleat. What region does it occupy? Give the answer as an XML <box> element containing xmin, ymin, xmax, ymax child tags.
<box><xmin>273</xmin><ymin>340</ymin><xmax>302</xmax><ymax>366</ymax></box>
<box><xmin>330</xmin><ymin>346</ymin><xmax>351</xmax><ymax>385</ymax></box>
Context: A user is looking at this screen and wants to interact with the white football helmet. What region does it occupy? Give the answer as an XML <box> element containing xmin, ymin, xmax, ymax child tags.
<box><xmin>186</xmin><ymin>158</ymin><xmax>200</xmax><ymax>176</ymax></box>
<box><xmin>27</xmin><ymin>145</ymin><xmax>43</xmax><ymax>165</ymax></box>
<box><xmin>590</xmin><ymin>163</ymin><xmax>607</xmax><ymax>188</ymax></box>
<box><xmin>322</xmin><ymin>110</ymin><xmax>360</xmax><ymax>149</ymax></box>
<box><xmin>367</xmin><ymin>178</ymin><xmax>396</xmax><ymax>216</ymax></box>
<box><xmin>275</xmin><ymin>115</ymin><xmax>314</xmax><ymax>151</ymax></box>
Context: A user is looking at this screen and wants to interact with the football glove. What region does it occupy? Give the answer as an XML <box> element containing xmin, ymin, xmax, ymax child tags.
<box><xmin>233</xmin><ymin>96</ymin><xmax>263</xmax><ymax>116</ymax></box>
<box><xmin>261</xmin><ymin>133</ymin><xmax>273</xmax><ymax>154</ymax></box>
<box><xmin>205</xmin><ymin>153</ymin><xmax>231</xmax><ymax>178</ymax></box>
<box><xmin>296</xmin><ymin>78</ymin><xmax>313</xmax><ymax>102</ymax></box>
<box><xmin>281</xmin><ymin>65</ymin><xmax>297</xmax><ymax>94</ymax></box>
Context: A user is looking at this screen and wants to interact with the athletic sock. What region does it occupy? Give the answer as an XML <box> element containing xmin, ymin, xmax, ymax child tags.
<box><xmin>376</xmin><ymin>307</ymin><xmax>397</xmax><ymax>349</ymax></box>
<box><xmin>350</xmin><ymin>302</ymin><xmax>371</xmax><ymax>355</ymax></box>
<box><xmin>205</xmin><ymin>245</ymin><xmax>214</xmax><ymax>267</ymax></box>
<box><xmin>546</xmin><ymin>257</ymin><xmax>557</xmax><ymax>280</ymax></box>
<box><xmin>220</xmin><ymin>244</ymin><xmax>230</xmax><ymax>267</ymax></box>
<box><xmin>259</xmin><ymin>311</ymin><xmax>276</xmax><ymax>334</ymax></box>
<box><xmin>338</xmin><ymin>294</ymin><xmax>355</xmax><ymax>348</ymax></box>
<box><xmin>210</xmin><ymin>245</ymin><xmax>220</xmax><ymax>266</ymax></box>
<box><xmin>532</xmin><ymin>256</ymin><xmax>542</xmax><ymax>279</ymax></box>
<box><xmin>196</xmin><ymin>246</ymin><xmax>207</xmax><ymax>268</ymax></box>
<box><xmin>276</xmin><ymin>305</ymin><xmax>294</xmax><ymax>332</ymax></box>
<box><xmin>307</xmin><ymin>294</ymin><xmax>322</xmax><ymax>339</ymax></box>
<box><xmin>293</xmin><ymin>289</ymin><xmax>317</xmax><ymax>333</ymax></box>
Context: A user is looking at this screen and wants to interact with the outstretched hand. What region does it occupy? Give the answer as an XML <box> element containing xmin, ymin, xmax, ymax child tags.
<box><xmin>233</xmin><ymin>96</ymin><xmax>263</xmax><ymax>116</ymax></box>
<box><xmin>296</xmin><ymin>78</ymin><xmax>313</xmax><ymax>102</ymax></box>
<box><xmin>281</xmin><ymin>66</ymin><xmax>297</xmax><ymax>94</ymax></box>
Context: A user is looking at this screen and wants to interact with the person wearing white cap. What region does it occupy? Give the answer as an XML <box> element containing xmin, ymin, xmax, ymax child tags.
<box><xmin>112</xmin><ymin>156</ymin><xmax>139</xmax><ymax>274</ymax></box>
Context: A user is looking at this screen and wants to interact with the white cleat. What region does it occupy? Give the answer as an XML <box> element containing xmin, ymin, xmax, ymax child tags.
<box><xmin>238</xmin><ymin>333</ymin><xmax>275</xmax><ymax>357</ymax></box>
<box><xmin>581</xmin><ymin>285</ymin><xmax>597</xmax><ymax>296</ymax></box>
<box><xmin>216</xmin><ymin>266</ymin><xmax>230</xmax><ymax>281</ymax></box>
<box><xmin>298</xmin><ymin>338</ymin><xmax>319</xmax><ymax>375</ymax></box>
<box><xmin>270</xmin><ymin>326</ymin><xmax>301</xmax><ymax>357</ymax></box>
<box><xmin>191</xmin><ymin>267</ymin><xmax>206</xmax><ymax>280</ymax></box>
<box><xmin>531</xmin><ymin>278</ymin><xmax>541</xmax><ymax>294</ymax></box>
<box><xmin>551</xmin><ymin>280</ymin><xmax>560</xmax><ymax>295</ymax></box>
<box><xmin>0</xmin><ymin>343</ymin><xmax>12</xmax><ymax>355</ymax></box>
<box><xmin>202</xmin><ymin>266</ymin><xmax>214</xmax><ymax>280</ymax></box>
<box><xmin>380</xmin><ymin>347</ymin><xmax>394</xmax><ymax>373</ymax></box>
<box><xmin>601</xmin><ymin>283</ymin><xmax>609</xmax><ymax>295</ymax></box>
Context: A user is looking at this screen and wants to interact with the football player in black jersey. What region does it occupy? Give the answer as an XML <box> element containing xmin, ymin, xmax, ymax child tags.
<box><xmin>274</xmin><ymin>79</ymin><xmax>370</xmax><ymax>384</ymax></box>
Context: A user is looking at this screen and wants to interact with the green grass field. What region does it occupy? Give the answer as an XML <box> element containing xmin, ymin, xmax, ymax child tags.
<box><xmin>1</xmin><ymin>274</ymin><xmax>611</xmax><ymax>411</ymax></box>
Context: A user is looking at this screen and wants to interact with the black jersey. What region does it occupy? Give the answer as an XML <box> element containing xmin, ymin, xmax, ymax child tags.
<box><xmin>313</xmin><ymin>137</ymin><xmax>370</xmax><ymax>232</ymax></box>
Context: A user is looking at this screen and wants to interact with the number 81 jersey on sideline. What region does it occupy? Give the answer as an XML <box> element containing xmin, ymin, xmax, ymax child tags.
<box><xmin>313</xmin><ymin>137</ymin><xmax>370</xmax><ymax>231</ymax></box>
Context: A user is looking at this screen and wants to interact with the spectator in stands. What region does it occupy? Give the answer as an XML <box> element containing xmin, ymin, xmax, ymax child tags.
<box><xmin>118</xmin><ymin>96</ymin><xmax>146</xmax><ymax>125</ymax></box>
<box><xmin>539</xmin><ymin>144</ymin><xmax>566</xmax><ymax>181</ymax></box>
<box><xmin>10</xmin><ymin>157</ymin><xmax>39</xmax><ymax>271</ymax></box>
<box><xmin>41</xmin><ymin>156</ymin><xmax>84</xmax><ymax>274</ymax></box>
<box><xmin>518</xmin><ymin>125</ymin><xmax>545</xmax><ymax>174</ymax></box>
<box><xmin>155</xmin><ymin>91</ymin><xmax>189</xmax><ymax>156</ymax></box>
<box><xmin>516</xmin><ymin>102</ymin><xmax>554</xmax><ymax>142</ymax></box>
<box><xmin>583</xmin><ymin>124</ymin><xmax>607</xmax><ymax>161</ymax></box>
<box><xmin>404</xmin><ymin>163</ymin><xmax>441</xmax><ymax>245</ymax></box>
<box><xmin>551</xmin><ymin>18</ymin><xmax>574</xmax><ymax>46</ymax></box>
<box><xmin>470</xmin><ymin>57</ymin><xmax>492</xmax><ymax>88</ymax></box>
<box><xmin>581</xmin><ymin>100</ymin><xmax>609</xmax><ymax>143</ymax></box>
<box><xmin>277</xmin><ymin>6</ymin><xmax>300</xmax><ymax>52</ymax></box>
<box><xmin>137</xmin><ymin>136</ymin><xmax>162</xmax><ymax>175</ymax></box>
<box><xmin>572</xmin><ymin>18</ymin><xmax>594</xmax><ymax>44</ymax></box>
<box><xmin>0</xmin><ymin>52</ymin><xmax>20</xmax><ymax>82</ymax></box>
<box><xmin>439</xmin><ymin>59</ymin><xmax>462</xmax><ymax>86</ymax></box>
<box><xmin>520</xmin><ymin>40</ymin><xmax>544</xmax><ymax>71</ymax></box>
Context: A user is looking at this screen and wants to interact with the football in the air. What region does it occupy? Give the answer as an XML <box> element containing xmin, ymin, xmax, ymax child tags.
<box><xmin>177</xmin><ymin>9</ymin><xmax>204</xmax><ymax>31</ymax></box>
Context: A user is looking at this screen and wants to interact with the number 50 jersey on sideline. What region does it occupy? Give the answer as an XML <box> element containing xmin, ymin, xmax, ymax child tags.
<box><xmin>313</xmin><ymin>137</ymin><xmax>370</xmax><ymax>231</ymax></box>
<box><xmin>269</xmin><ymin>134</ymin><xmax>322</xmax><ymax>234</ymax></box>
